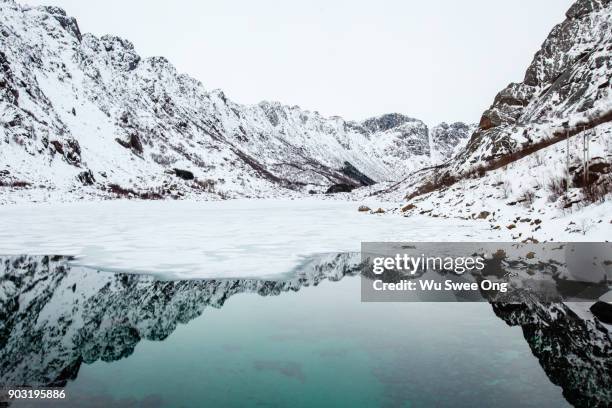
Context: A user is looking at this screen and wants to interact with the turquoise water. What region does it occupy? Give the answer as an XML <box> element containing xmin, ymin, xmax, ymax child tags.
<box><xmin>62</xmin><ymin>277</ymin><xmax>568</xmax><ymax>407</ymax></box>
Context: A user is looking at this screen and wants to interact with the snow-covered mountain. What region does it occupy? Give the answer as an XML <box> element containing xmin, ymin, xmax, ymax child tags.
<box><xmin>0</xmin><ymin>0</ymin><xmax>469</xmax><ymax>202</ymax></box>
<box><xmin>370</xmin><ymin>0</ymin><xmax>611</xmax><ymax>241</ymax></box>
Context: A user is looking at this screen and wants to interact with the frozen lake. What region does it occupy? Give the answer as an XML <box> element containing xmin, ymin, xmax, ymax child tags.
<box><xmin>0</xmin><ymin>199</ymin><xmax>498</xmax><ymax>278</ymax></box>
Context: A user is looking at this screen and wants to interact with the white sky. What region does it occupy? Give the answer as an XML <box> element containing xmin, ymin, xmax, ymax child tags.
<box><xmin>22</xmin><ymin>0</ymin><xmax>574</xmax><ymax>125</ymax></box>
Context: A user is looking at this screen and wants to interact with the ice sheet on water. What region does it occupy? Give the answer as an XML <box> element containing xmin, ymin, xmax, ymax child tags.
<box><xmin>0</xmin><ymin>199</ymin><xmax>497</xmax><ymax>279</ymax></box>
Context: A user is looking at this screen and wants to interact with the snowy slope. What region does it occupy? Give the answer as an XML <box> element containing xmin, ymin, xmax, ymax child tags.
<box><xmin>373</xmin><ymin>122</ymin><xmax>611</xmax><ymax>243</ymax></box>
<box><xmin>0</xmin><ymin>1</ymin><xmax>470</xmax><ymax>203</ymax></box>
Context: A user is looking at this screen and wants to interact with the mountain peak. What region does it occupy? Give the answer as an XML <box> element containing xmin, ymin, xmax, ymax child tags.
<box><xmin>35</xmin><ymin>4</ymin><xmax>82</xmax><ymax>41</ymax></box>
<box><xmin>566</xmin><ymin>0</ymin><xmax>610</xmax><ymax>19</ymax></box>
<box><xmin>361</xmin><ymin>113</ymin><xmax>421</xmax><ymax>133</ymax></box>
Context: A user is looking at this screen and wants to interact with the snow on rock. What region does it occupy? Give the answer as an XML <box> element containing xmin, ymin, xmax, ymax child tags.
<box><xmin>429</xmin><ymin>122</ymin><xmax>476</xmax><ymax>165</ymax></box>
<box><xmin>462</xmin><ymin>0</ymin><xmax>612</xmax><ymax>170</ymax></box>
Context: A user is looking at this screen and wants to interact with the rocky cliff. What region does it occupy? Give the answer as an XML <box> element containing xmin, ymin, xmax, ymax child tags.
<box><xmin>429</xmin><ymin>122</ymin><xmax>477</xmax><ymax>164</ymax></box>
<box><xmin>460</xmin><ymin>0</ymin><xmax>611</xmax><ymax>171</ymax></box>
<box><xmin>386</xmin><ymin>0</ymin><xmax>611</xmax><ymax>202</ymax></box>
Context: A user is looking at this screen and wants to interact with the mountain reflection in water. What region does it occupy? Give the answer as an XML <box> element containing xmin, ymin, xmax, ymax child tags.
<box><xmin>0</xmin><ymin>255</ymin><xmax>610</xmax><ymax>408</ymax></box>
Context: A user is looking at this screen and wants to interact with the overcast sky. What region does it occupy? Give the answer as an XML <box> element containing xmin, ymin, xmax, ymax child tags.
<box><xmin>23</xmin><ymin>0</ymin><xmax>573</xmax><ymax>125</ymax></box>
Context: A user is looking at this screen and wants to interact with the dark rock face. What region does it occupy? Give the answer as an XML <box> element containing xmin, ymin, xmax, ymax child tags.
<box><xmin>590</xmin><ymin>301</ymin><xmax>612</xmax><ymax>323</ymax></box>
<box><xmin>325</xmin><ymin>183</ymin><xmax>355</xmax><ymax>194</ymax></box>
<box><xmin>65</xmin><ymin>139</ymin><xmax>81</xmax><ymax>164</ymax></box>
<box><xmin>40</xmin><ymin>6</ymin><xmax>82</xmax><ymax>42</ymax></box>
<box><xmin>76</xmin><ymin>169</ymin><xmax>95</xmax><ymax>186</ymax></box>
<box><xmin>0</xmin><ymin>50</ymin><xmax>18</xmax><ymax>104</ymax></box>
<box><xmin>361</xmin><ymin>113</ymin><xmax>418</xmax><ymax>133</ymax></box>
<box><xmin>98</xmin><ymin>35</ymin><xmax>141</xmax><ymax>72</ymax></box>
<box><xmin>567</xmin><ymin>0</ymin><xmax>607</xmax><ymax>18</ymax></box>
<box><xmin>50</xmin><ymin>140</ymin><xmax>64</xmax><ymax>155</ymax></box>
<box><xmin>46</xmin><ymin>139</ymin><xmax>81</xmax><ymax>165</ymax></box>
<box><xmin>340</xmin><ymin>161</ymin><xmax>375</xmax><ymax>187</ymax></box>
<box><xmin>173</xmin><ymin>168</ymin><xmax>194</xmax><ymax>181</ymax></box>
<box><xmin>115</xmin><ymin>134</ymin><xmax>143</xmax><ymax>155</ymax></box>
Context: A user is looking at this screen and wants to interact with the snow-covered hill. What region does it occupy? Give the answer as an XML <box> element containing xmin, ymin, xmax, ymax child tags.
<box><xmin>0</xmin><ymin>0</ymin><xmax>470</xmax><ymax>203</ymax></box>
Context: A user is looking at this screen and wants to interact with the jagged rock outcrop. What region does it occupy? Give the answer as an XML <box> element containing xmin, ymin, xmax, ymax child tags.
<box><xmin>429</xmin><ymin>122</ymin><xmax>476</xmax><ymax>164</ymax></box>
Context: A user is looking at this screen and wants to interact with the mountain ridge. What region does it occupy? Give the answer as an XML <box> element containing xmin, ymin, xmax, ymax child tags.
<box><xmin>0</xmin><ymin>0</ymin><xmax>472</xmax><ymax>203</ymax></box>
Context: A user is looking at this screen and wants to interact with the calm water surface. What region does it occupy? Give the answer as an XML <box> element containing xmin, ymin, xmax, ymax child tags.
<box><xmin>64</xmin><ymin>277</ymin><xmax>569</xmax><ymax>408</ymax></box>
<box><xmin>1</xmin><ymin>254</ymin><xmax>610</xmax><ymax>407</ymax></box>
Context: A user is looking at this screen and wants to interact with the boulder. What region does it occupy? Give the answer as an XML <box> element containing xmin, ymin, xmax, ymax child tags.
<box><xmin>571</xmin><ymin>158</ymin><xmax>610</xmax><ymax>187</ymax></box>
<box><xmin>477</xmin><ymin>211</ymin><xmax>490</xmax><ymax>219</ymax></box>
<box><xmin>115</xmin><ymin>134</ymin><xmax>143</xmax><ymax>154</ymax></box>
<box><xmin>401</xmin><ymin>203</ymin><xmax>416</xmax><ymax>212</ymax></box>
